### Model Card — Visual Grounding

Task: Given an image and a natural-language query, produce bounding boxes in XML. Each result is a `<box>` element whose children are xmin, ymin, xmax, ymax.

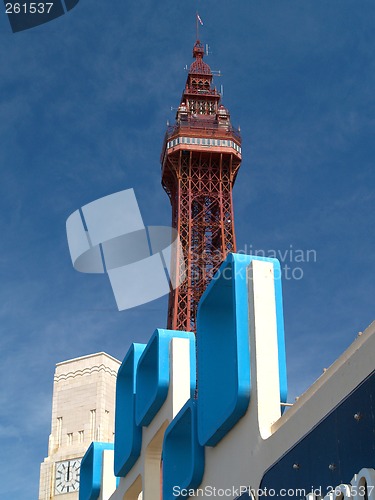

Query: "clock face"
<box><xmin>55</xmin><ymin>458</ymin><xmax>81</xmax><ymax>495</ymax></box>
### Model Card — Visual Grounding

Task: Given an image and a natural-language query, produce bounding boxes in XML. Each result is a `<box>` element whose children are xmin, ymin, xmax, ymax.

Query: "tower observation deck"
<box><xmin>161</xmin><ymin>40</ymin><xmax>242</xmax><ymax>332</ymax></box>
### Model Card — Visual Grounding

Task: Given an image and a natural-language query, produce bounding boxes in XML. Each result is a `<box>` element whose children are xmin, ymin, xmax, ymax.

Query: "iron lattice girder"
<box><xmin>162</xmin><ymin>149</ymin><xmax>239</xmax><ymax>332</ymax></box>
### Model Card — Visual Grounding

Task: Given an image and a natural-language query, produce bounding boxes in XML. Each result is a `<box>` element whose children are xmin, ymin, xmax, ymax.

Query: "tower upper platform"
<box><xmin>161</xmin><ymin>40</ymin><xmax>241</xmax><ymax>167</ymax></box>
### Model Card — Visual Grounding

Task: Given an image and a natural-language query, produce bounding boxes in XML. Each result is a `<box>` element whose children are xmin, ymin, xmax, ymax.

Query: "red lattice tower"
<box><xmin>161</xmin><ymin>40</ymin><xmax>242</xmax><ymax>332</ymax></box>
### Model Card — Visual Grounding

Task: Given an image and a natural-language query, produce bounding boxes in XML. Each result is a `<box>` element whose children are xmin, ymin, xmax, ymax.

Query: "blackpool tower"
<box><xmin>161</xmin><ymin>39</ymin><xmax>242</xmax><ymax>332</ymax></box>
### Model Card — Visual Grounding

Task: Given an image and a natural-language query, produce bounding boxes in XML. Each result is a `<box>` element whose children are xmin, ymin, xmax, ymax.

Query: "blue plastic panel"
<box><xmin>163</xmin><ymin>400</ymin><xmax>204</xmax><ymax>499</ymax></box>
<box><xmin>197</xmin><ymin>253</ymin><xmax>287</xmax><ymax>447</ymax></box>
<box><xmin>135</xmin><ymin>329</ymin><xmax>196</xmax><ymax>427</ymax></box>
<box><xmin>273</xmin><ymin>261</ymin><xmax>288</xmax><ymax>404</ymax></box>
<box><xmin>80</xmin><ymin>442</ymin><xmax>114</xmax><ymax>500</ymax></box>
<box><xmin>114</xmin><ymin>343</ymin><xmax>146</xmax><ymax>477</ymax></box>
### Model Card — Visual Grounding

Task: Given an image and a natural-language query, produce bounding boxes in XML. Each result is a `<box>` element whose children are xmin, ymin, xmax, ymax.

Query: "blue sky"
<box><xmin>1</xmin><ymin>0</ymin><xmax>375</xmax><ymax>498</ymax></box>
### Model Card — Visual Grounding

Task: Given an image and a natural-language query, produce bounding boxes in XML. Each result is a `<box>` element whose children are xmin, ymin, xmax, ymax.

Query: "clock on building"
<box><xmin>55</xmin><ymin>458</ymin><xmax>81</xmax><ymax>495</ymax></box>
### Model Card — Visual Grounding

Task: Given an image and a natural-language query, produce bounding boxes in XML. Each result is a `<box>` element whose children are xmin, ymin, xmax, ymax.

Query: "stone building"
<box><xmin>39</xmin><ymin>352</ymin><xmax>120</xmax><ymax>499</ymax></box>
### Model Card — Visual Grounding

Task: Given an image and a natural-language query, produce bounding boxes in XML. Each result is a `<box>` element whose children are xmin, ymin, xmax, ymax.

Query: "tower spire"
<box><xmin>161</xmin><ymin>39</ymin><xmax>242</xmax><ymax>332</ymax></box>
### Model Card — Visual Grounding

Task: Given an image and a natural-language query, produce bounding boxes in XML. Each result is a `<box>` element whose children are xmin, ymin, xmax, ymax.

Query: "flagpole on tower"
<box><xmin>196</xmin><ymin>12</ymin><xmax>203</xmax><ymax>40</ymax></box>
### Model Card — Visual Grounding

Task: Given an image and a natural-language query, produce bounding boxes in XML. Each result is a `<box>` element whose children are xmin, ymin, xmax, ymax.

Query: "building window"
<box><xmin>78</xmin><ymin>430</ymin><xmax>84</xmax><ymax>443</ymax></box>
<box><xmin>90</xmin><ymin>409</ymin><xmax>97</xmax><ymax>440</ymax></box>
<box><xmin>57</xmin><ymin>417</ymin><xmax>63</xmax><ymax>447</ymax></box>
<box><xmin>67</xmin><ymin>433</ymin><xmax>73</xmax><ymax>445</ymax></box>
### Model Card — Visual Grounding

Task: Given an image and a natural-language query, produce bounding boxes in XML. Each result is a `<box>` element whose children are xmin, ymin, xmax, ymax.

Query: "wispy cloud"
<box><xmin>0</xmin><ymin>1</ymin><xmax>374</xmax><ymax>497</ymax></box>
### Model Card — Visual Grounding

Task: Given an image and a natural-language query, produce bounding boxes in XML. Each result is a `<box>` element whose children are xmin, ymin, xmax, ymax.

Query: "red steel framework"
<box><xmin>161</xmin><ymin>40</ymin><xmax>242</xmax><ymax>332</ymax></box>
